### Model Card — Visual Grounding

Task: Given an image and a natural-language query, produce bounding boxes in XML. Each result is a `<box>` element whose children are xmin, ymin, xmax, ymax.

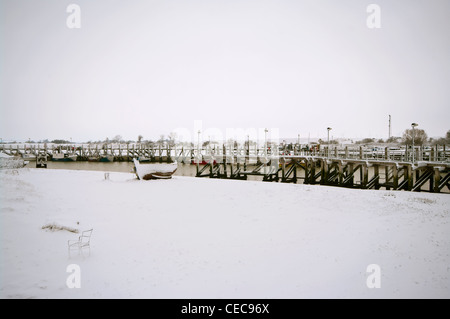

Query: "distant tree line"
<box><xmin>51</xmin><ymin>139</ymin><xmax>71</xmax><ymax>144</ymax></box>
<box><xmin>351</xmin><ymin>129</ymin><xmax>449</xmax><ymax>146</ymax></box>
<box><xmin>429</xmin><ymin>130</ymin><xmax>450</xmax><ymax>145</ymax></box>
<box><xmin>9</xmin><ymin>129</ymin><xmax>450</xmax><ymax>146</ymax></box>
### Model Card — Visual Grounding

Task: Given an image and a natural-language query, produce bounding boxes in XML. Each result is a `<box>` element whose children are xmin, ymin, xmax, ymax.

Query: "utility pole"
<box><xmin>327</xmin><ymin>127</ymin><xmax>332</xmax><ymax>158</ymax></box>
<box><xmin>411</xmin><ymin>123</ymin><xmax>418</xmax><ymax>163</ymax></box>
<box><xmin>197</xmin><ymin>130</ymin><xmax>201</xmax><ymax>165</ymax></box>
<box><xmin>388</xmin><ymin>115</ymin><xmax>391</xmax><ymax>140</ymax></box>
<box><xmin>264</xmin><ymin>128</ymin><xmax>269</xmax><ymax>156</ymax></box>
<box><xmin>247</xmin><ymin>135</ymin><xmax>250</xmax><ymax>156</ymax></box>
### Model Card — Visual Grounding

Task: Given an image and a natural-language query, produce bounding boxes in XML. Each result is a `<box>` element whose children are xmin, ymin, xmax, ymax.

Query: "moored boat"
<box><xmin>133</xmin><ymin>158</ymin><xmax>177</xmax><ymax>180</ymax></box>
<box><xmin>191</xmin><ymin>157</ymin><xmax>217</xmax><ymax>165</ymax></box>
<box><xmin>52</xmin><ymin>153</ymin><xmax>77</xmax><ymax>161</ymax></box>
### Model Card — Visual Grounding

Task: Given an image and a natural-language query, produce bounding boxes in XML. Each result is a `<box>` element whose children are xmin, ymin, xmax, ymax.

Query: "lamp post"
<box><xmin>247</xmin><ymin>135</ymin><xmax>250</xmax><ymax>156</ymax></box>
<box><xmin>411</xmin><ymin>123</ymin><xmax>418</xmax><ymax>163</ymax></box>
<box><xmin>208</xmin><ymin>135</ymin><xmax>211</xmax><ymax>154</ymax></box>
<box><xmin>197</xmin><ymin>130</ymin><xmax>201</xmax><ymax>162</ymax></box>
<box><xmin>264</xmin><ymin>128</ymin><xmax>268</xmax><ymax>156</ymax></box>
<box><xmin>327</xmin><ymin>127</ymin><xmax>332</xmax><ymax>157</ymax></box>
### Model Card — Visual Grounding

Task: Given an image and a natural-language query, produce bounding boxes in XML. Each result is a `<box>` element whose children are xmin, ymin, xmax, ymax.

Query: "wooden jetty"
<box><xmin>1</xmin><ymin>143</ymin><xmax>449</xmax><ymax>193</ymax></box>
<box><xmin>194</xmin><ymin>154</ymin><xmax>450</xmax><ymax>193</ymax></box>
<box><xmin>0</xmin><ymin>143</ymin><xmax>448</xmax><ymax>163</ymax></box>
<box><xmin>193</xmin><ymin>145</ymin><xmax>450</xmax><ymax>194</ymax></box>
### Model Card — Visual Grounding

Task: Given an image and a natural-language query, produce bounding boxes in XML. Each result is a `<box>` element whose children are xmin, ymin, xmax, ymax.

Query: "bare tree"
<box><xmin>386</xmin><ymin>136</ymin><xmax>400</xmax><ymax>143</ymax></box>
<box><xmin>402</xmin><ymin>128</ymin><xmax>428</xmax><ymax>146</ymax></box>
<box><xmin>112</xmin><ymin>135</ymin><xmax>122</xmax><ymax>143</ymax></box>
<box><xmin>158</xmin><ymin>135</ymin><xmax>165</xmax><ymax>146</ymax></box>
<box><xmin>168</xmin><ymin>132</ymin><xmax>177</xmax><ymax>147</ymax></box>
<box><xmin>431</xmin><ymin>130</ymin><xmax>450</xmax><ymax>145</ymax></box>
<box><xmin>138</xmin><ymin>135</ymin><xmax>143</xmax><ymax>143</ymax></box>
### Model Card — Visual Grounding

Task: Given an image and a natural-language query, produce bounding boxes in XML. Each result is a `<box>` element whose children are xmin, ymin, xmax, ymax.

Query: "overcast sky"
<box><xmin>1</xmin><ymin>0</ymin><xmax>449</xmax><ymax>142</ymax></box>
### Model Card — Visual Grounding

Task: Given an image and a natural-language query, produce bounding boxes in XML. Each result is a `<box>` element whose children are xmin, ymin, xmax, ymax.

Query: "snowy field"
<box><xmin>0</xmin><ymin>168</ymin><xmax>449</xmax><ymax>299</ymax></box>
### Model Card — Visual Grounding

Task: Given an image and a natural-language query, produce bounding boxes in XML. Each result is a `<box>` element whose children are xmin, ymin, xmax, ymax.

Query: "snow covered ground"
<box><xmin>0</xmin><ymin>168</ymin><xmax>449</xmax><ymax>299</ymax></box>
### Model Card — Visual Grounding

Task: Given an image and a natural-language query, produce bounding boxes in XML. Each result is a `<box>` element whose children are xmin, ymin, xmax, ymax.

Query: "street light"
<box><xmin>197</xmin><ymin>130</ymin><xmax>201</xmax><ymax>161</ymax></box>
<box><xmin>264</xmin><ymin>128</ymin><xmax>269</xmax><ymax>156</ymax></box>
<box><xmin>208</xmin><ymin>135</ymin><xmax>211</xmax><ymax>154</ymax></box>
<box><xmin>411</xmin><ymin>123</ymin><xmax>418</xmax><ymax>163</ymax></box>
<box><xmin>327</xmin><ymin>127</ymin><xmax>332</xmax><ymax>145</ymax></box>
<box><xmin>327</xmin><ymin>127</ymin><xmax>332</xmax><ymax>157</ymax></box>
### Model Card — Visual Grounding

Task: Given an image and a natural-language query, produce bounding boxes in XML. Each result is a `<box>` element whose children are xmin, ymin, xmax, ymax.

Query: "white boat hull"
<box><xmin>52</xmin><ymin>154</ymin><xmax>77</xmax><ymax>161</ymax></box>
<box><xmin>133</xmin><ymin>158</ymin><xmax>177</xmax><ymax>180</ymax></box>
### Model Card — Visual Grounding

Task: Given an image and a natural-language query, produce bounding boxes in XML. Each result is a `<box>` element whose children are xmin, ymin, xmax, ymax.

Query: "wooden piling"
<box><xmin>392</xmin><ymin>165</ymin><xmax>398</xmax><ymax>190</ymax></box>
<box><xmin>406</xmin><ymin>165</ymin><xmax>413</xmax><ymax>191</ymax></box>
<box><xmin>434</xmin><ymin>168</ymin><xmax>441</xmax><ymax>193</ymax></box>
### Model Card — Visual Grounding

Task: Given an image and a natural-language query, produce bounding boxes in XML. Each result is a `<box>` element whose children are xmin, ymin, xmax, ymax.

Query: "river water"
<box><xmin>33</xmin><ymin>161</ymin><xmax>267</xmax><ymax>180</ymax></box>
<box><xmin>34</xmin><ymin>161</ymin><xmax>197</xmax><ymax>177</ymax></box>
<box><xmin>30</xmin><ymin>161</ymin><xmax>282</xmax><ymax>182</ymax></box>
<box><xmin>24</xmin><ymin>160</ymin><xmax>445</xmax><ymax>193</ymax></box>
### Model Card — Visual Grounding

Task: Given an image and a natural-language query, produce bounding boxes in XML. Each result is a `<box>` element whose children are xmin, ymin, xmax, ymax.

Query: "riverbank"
<box><xmin>0</xmin><ymin>168</ymin><xmax>449</xmax><ymax>298</ymax></box>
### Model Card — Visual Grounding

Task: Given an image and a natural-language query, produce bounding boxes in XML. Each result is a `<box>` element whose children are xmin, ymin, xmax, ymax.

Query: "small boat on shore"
<box><xmin>52</xmin><ymin>153</ymin><xmax>77</xmax><ymax>161</ymax></box>
<box><xmin>133</xmin><ymin>158</ymin><xmax>177</xmax><ymax>180</ymax></box>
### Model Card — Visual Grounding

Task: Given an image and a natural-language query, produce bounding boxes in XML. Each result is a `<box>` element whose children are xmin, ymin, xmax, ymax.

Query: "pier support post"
<box><xmin>338</xmin><ymin>161</ymin><xmax>344</xmax><ymax>186</ymax></box>
<box><xmin>347</xmin><ymin>163</ymin><xmax>354</xmax><ymax>187</ymax></box>
<box><xmin>223</xmin><ymin>144</ymin><xmax>227</xmax><ymax>178</ymax></box>
<box><xmin>433</xmin><ymin>168</ymin><xmax>440</xmax><ymax>193</ymax></box>
<box><xmin>392</xmin><ymin>165</ymin><xmax>398</xmax><ymax>190</ymax></box>
<box><xmin>374</xmin><ymin>165</ymin><xmax>380</xmax><ymax>189</ymax></box>
<box><xmin>293</xmin><ymin>161</ymin><xmax>297</xmax><ymax>183</ymax></box>
<box><xmin>304</xmin><ymin>159</ymin><xmax>310</xmax><ymax>184</ymax></box>
<box><xmin>385</xmin><ymin>165</ymin><xmax>391</xmax><ymax>190</ymax></box>
<box><xmin>320</xmin><ymin>159</ymin><xmax>328</xmax><ymax>185</ymax></box>
<box><xmin>310</xmin><ymin>160</ymin><xmax>317</xmax><ymax>184</ymax></box>
<box><xmin>406</xmin><ymin>165</ymin><xmax>413</xmax><ymax>191</ymax></box>
<box><xmin>361</xmin><ymin>164</ymin><xmax>368</xmax><ymax>189</ymax></box>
